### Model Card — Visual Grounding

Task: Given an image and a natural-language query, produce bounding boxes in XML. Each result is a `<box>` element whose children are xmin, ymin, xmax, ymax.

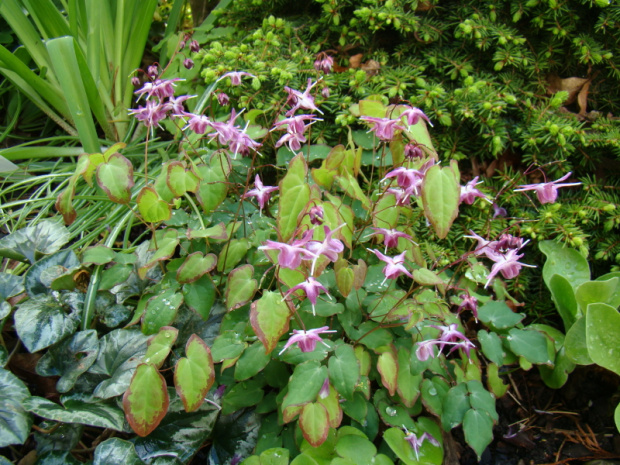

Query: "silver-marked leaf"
<box><xmin>14</xmin><ymin>295</ymin><xmax>80</xmax><ymax>353</ymax></box>
<box><xmin>93</xmin><ymin>438</ymin><xmax>144</xmax><ymax>465</ymax></box>
<box><xmin>88</xmin><ymin>328</ymin><xmax>150</xmax><ymax>399</ymax></box>
<box><xmin>0</xmin><ymin>271</ymin><xmax>24</xmax><ymax>301</ymax></box>
<box><xmin>36</xmin><ymin>330</ymin><xmax>99</xmax><ymax>392</ymax></box>
<box><xmin>25</xmin><ymin>249</ymin><xmax>80</xmax><ymax>297</ymax></box>
<box><xmin>0</xmin><ymin>220</ymin><xmax>69</xmax><ymax>263</ymax></box>
<box><xmin>0</xmin><ymin>368</ymin><xmax>32</xmax><ymax>447</ymax></box>
<box><xmin>23</xmin><ymin>394</ymin><xmax>125</xmax><ymax>430</ymax></box>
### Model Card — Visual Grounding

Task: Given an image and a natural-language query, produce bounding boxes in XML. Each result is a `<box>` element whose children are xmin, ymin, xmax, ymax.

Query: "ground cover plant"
<box><xmin>0</xmin><ymin>1</ymin><xmax>619</xmax><ymax>464</ymax></box>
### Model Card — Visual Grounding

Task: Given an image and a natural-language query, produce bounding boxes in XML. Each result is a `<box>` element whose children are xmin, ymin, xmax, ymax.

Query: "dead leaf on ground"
<box><xmin>546</xmin><ymin>74</ymin><xmax>592</xmax><ymax>116</ymax></box>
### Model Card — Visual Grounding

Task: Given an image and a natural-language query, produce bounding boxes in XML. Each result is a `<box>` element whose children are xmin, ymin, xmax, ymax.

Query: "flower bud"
<box><xmin>189</xmin><ymin>40</ymin><xmax>200</xmax><ymax>53</ymax></box>
<box><xmin>147</xmin><ymin>64</ymin><xmax>159</xmax><ymax>78</ymax></box>
<box><xmin>217</xmin><ymin>92</ymin><xmax>229</xmax><ymax>106</ymax></box>
<box><xmin>183</xmin><ymin>58</ymin><xmax>194</xmax><ymax>70</ymax></box>
<box><xmin>131</xmin><ymin>76</ymin><xmax>141</xmax><ymax>87</ymax></box>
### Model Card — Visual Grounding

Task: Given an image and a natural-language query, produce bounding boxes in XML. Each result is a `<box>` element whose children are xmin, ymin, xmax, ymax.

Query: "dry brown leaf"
<box><xmin>546</xmin><ymin>74</ymin><xmax>593</xmax><ymax>115</ymax></box>
<box><xmin>349</xmin><ymin>53</ymin><xmax>363</xmax><ymax>69</ymax></box>
<box><xmin>361</xmin><ymin>59</ymin><xmax>380</xmax><ymax>76</ymax></box>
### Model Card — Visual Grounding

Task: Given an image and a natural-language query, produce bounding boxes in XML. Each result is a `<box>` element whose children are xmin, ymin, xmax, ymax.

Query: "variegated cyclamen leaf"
<box><xmin>123</xmin><ymin>363</ymin><xmax>169</xmax><ymax>437</ymax></box>
<box><xmin>250</xmin><ymin>291</ymin><xmax>291</xmax><ymax>354</ymax></box>
<box><xmin>174</xmin><ymin>335</ymin><xmax>215</xmax><ymax>412</ymax></box>
<box><xmin>0</xmin><ymin>368</ymin><xmax>32</xmax><ymax>447</ymax></box>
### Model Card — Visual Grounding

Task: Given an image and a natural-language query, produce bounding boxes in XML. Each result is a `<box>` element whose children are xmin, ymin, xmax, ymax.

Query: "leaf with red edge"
<box><xmin>317</xmin><ymin>383</ymin><xmax>343</xmax><ymax>428</ymax></box>
<box><xmin>123</xmin><ymin>363</ymin><xmax>169</xmax><ymax>437</ymax></box>
<box><xmin>226</xmin><ymin>264</ymin><xmax>257</xmax><ymax>311</ymax></box>
<box><xmin>144</xmin><ymin>327</ymin><xmax>178</xmax><ymax>369</ymax></box>
<box><xmin>377</xmin><ymin>351</ymin><xmax>399</xmax><ymax>396</ymax></box>
<box><xmin>137</xmin><ymin>187</ymin><xmax>171</xmax><ymax>223</ymax></box>
<box><xmin>174</xmin><ymin>335</ymin><xmax>215</xmax><ymax>412</ymax></box>
<box><xmin>166</xmin><ymin>161</ymin><xmax>199</xmax><ymax>197</ymax></box>
<box><xmin>299</xmin><ymin>402</ymin><xmax>330</xmax><ymax>447</ymax></box>
<box><xmin>96</xmin><ymin>153</ymin><xmax>134</xmax><ymax>204</ymax></box>
<box><xmin>250</xmin><ymin>291</ymin><xmax>291</xmax><ymax>354</ymax></box>
<box><xmin>176</xmin><ymin>252</ymin><xmax>217</xmax><ymax>284</ymax></box>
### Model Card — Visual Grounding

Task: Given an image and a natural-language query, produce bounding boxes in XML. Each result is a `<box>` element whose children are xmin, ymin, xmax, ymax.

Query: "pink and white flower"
<box><xmin>514</xmin><ymin>172</ymin><xmax>581</xmax><ymax>204</ymax></box>
<box><xmin>279</xmin><ymin>326</ymin><xmax>336</xmax><ymax>355</ymax></box>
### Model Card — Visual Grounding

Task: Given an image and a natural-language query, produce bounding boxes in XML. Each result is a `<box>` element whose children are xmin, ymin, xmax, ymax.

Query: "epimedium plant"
<box><xmin>0</xmin><ymin>57</ymin><xmax>594</xmax><ymax>465</ymax></box>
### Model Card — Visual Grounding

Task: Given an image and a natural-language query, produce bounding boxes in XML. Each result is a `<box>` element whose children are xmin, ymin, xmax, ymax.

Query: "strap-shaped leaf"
<box><xmin>123</xmin><ymin>363</ymin><xmax>169</xmax><ymax>437</ymax></box>
<box><xmin>174</xmin><ymin>335</ymin><xmax>215</xmax><ymax>412</ymax></box>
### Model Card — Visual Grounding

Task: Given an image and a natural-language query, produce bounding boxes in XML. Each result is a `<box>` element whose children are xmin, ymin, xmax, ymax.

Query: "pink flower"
<box><xmin>404</xmin><ymin>143</ymin><xmax>424</xmax><ymax>160</ymax></box>
<box><xmin>278</xmin><ymin>326</ymin><xmax>337</xmax><ymax>355</ymax></box>
<box><xmin>403</xmin><ymin>429</ymin><xmax>440</xmax><ymax>460</ymax></box>
<box><xmin>135</xmin><ymin>78</ymin><xmax>182</xmax><ymax>100</ymax></box>
<box><xmin>184</xmin><ymin>114</ymin><xmax>212</xmax><ymax>134</ymax></box>
<box><xmin>258</xmin><ymin>230</ymin><xmax>317</xmax><ymax>269</ymax></box>
<box><xmin>400</xmin><ymin>106</ymin><xmax>432</xmax><ymax>126</ymax></box>
<box><xmin>242</xmin><ymin>175</ymin><xmax>278</xmax><ymax>215</ymax></box>
<box><xmin>164</xmin><ymin>95</ymin><xmax>193</xmax><ymax>117</ymax></box>
<box><xmin>360</xmin><ymin>116</ymin><xmax>406</xmax><ymax>141</ymax></box>
<box><xmin>275</xmin><ymin>132</ymin><xmax>307</xmax><ymax>152</ymax></box>
<box><xmin>456</xmin><ymin>294</ymin><xmax>478</xmax><ymax>320</ymax></box>
<box><xmin>272</xmin><ymin>114</ymin><xmax>321</xmax><ymax>134</ymax></box>
<box><xmin>369</xmin><ymin>227</ymin><xmax>415</xmax><ymax>251</ymax></box>
<box><xmin>284</xmin><ymin>79</ymin><xmax>323</xmax><ymax>116</ymax></box>
<box><xmin>283</xmin><ymin>276</ymin><xmax>331</xmax><ymax>315</ymax></box>
<box><xmin>305</xmin><ymin>225</ymin><xmax>345</xmax><ymax>275</ymax></box>
<box><xmin>217</xmin><ymin>92</ymin><xmax>229</xmax><ymax>106</ymax></box>
<box><xmin>460</xmin><ymin>176</ymin><xmax>489</xmax><ymax>205</ymax></box>
<box><xmin>485</xmin><ymin>248</ymin><xmax>535</xmax><ymax>288</ymax></box>
<box><xmin>368</xmin><ymin>249</ymin><xmax>413</xmax><ymax>284</ymax></box>
<box><xmin>308</xmin><ymin>205</ymin><xmax>324</xmax><ymax>225</ymax></box>
<box><xmin>492</xmin><ymin>203</ymin><xmax>507</xmax><ymax>218</ymax></box>
<box><xmin>415</xmin><ymin>323</ymin><xmax>476</xmax><ymax>361</ymax></box>
<box><xmin>221</xmin><ymin>71</ymin><xmax>255</xmax><ymax>86</ymax></box>
<box><xmin>129</xmin><ymin>100</ymin><xmax>168</xmax><ymax>128</ymax></box>
<box><xmin>319</xmin><ymin>378</ymin><xmax>330</xmax><ymax>399</ymax></box>
<box><xmin>514</xmin><ymin>172</ymin><xmax>581</xmax><ymax>204</ymax></box>
<box><xmin>184</xmin><ymin>58</ymin><xmax>194</xmax><ymax>70</ymax></box>
<box><xmin>314</xmin><ymin>53</ymin><xmax>334</xmax><ymax>73</ymax></box>
<box><xmin>382</xmin><ymin>167</ymin><xmax>425</xmax><ymax>191</ymax></box>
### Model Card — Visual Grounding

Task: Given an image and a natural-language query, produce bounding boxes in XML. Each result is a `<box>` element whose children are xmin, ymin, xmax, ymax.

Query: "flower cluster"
<box><xmin>129</xmin><ymin>78</ymin><xmax>189</xmax><ymax>129</ymax></box>
<box><xmin>415</xmin><ymin>324</ymin><xmax>476</xmax><ymax>361</ymax></box>
<box><xmin>382</xmin><ymin>160</ymin><xmax>435</xmax><ymax>206</ymax></box>
<box><xmin>465</xmin><ymin>231</ymin><xmax>535</xmax><ymax>287</ymax></box>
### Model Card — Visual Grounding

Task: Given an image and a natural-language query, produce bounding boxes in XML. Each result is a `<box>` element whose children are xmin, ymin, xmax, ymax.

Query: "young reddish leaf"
<box><xmin>421</xmin><ymin>163</ymin><xmax>460</xmax><ymax>239</ymax></box>
<box><xmin>377</xmin><ymin>351</ymin><xmax>399</xmax><ymax>396</ymax></box>
<box><xmin>176</xmin><ymin>252</ymin><xmax>217</xmax><ymax>284</ymax></box>
<box><xmin>123</xmin><ymin>363</ymin><xmax>169</xmax><ymax>437</ymax></box>
<box><xmin>226</xmin><ymin>264</ymin><xmax>257</xmax><ymax>311</ymax></box>
<box><xmin>144</xmin><ymin>327</ymin><xmax>178</xmax><ymax>369</ymax></box>
<box><xmin>299</xmin><ymin>402</ymin><xmax>330</xmax><ymax>447</ymax></box>
<box><xmin>137</xmin><ymin>187</ymin><xmax>171</xmax><ymax>223</ymax></box>
<box><xmin>56</xmin><ymin>183</ymin><xmax>77</xmax><ymax>225</ymax></box>
<box><xmin>174</xmin><ymin>334</ymin><xmax>215</xmax><ymax>412</ymax></box>
<box><xmin>250</xmin><ymin>291</ymin><xmax>291</xmax><ymax>354</ymax></box>
<box><xmin>277</xmin><ymin>153</ymin><xmax>310</xmax><ymax>242</ymax></box>
<box><xmin>317</xmin><ymin>383</ymin><xmax>343</xmax><ymax>428</ymax></box>
<box><xmin>96</xmin><ymin>153</ymin><xmax>134</xmax><ymax>204</ymax></box>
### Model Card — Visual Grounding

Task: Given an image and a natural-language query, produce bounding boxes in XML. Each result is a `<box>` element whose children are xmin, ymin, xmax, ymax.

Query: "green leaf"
<box><xmin>174</xmin><ymin>334</ymin><xmax>215</xmax><ymax>412</ymax></box>
<box><xmin>539</xmin><ymin>240</ymin><xmax>590</xmax><ymax>290</ymax></box>
<box><xmin>221</xmin><ymin>380</ymin><xmax>264</xmax><ymax>415</ymax></box>
<box><xmin>463</xmin><ymin>409</ymin><xmax>494</xmax><ymax>460</ymax></box>
<box><xmin>548</xmin><ymin>274</ymin><xmax>579</xmax><ymax>331</ymax></box>
<box><xmin>334</xmin><ymin>432</ymin><xmax>377</xmax><ymax>465</ymax></box>
<box><xmin>177</xmin><ymin>252</ymin><xmax>217</xmax><ymax>284</ymax></box>
<box><xmin>23</xmin><ymin>395</ymin><xmax>125</xmax><ymax>431</ymax></box>
<box><xmin>88</xmin><ymin>328</ymin><xmax>150</xmax><ymax>399</ymax></box>
<box><xmin>506</xmin><ymin>328</ymin><xmax>554</xmax><ymax>365</ymax></box>
<box><xmin>166</xmin><ymin>161</ymin><xmax>199</xmax><ymax>197</ymax></box>
<box><xmin>586</xmin><ymin>303</ymin><xmax>620</xmax><ymax>376</ymax></box>
<box><xmin>277</xmin><ymin>153</ymin><xmax>311</xmax><ymax>242</ymax></box>
<box><xmin>195</xmin><ymin>153</ymin><xmax>231</xmax><ymax>214</ymax></box>
<box><xmin>615</xmin><ymin>402</ymin><xmax>620</xmax><ymax>434</ymax></box>
<box><xmin>96</xmin><ymin>153</ymin><xmax>134</xmax><ymax>204</ymax></box>
<box><xmin>564</xmin><ymin>317</ymin><xmax>593</xmax><ymax>365</ymax></box>
<box><xmin>477</xmin><ymin>300</ymin><xmax>524</xmax><ymax>329</ymax></box>
<box><xmin>467</xmin><ymin>380</ymin><xmax>498</xmax><ymax>421</ymax></box>
<box><xmin>421</xmin><ymin>163</ymin><xmax>459</xmax><ymax>239</ymax></box>
<box><xmin>441</xmin><ymin>383</ymin><xmax>470</xmax><ymax>431</ymax></box>
<box><xmin>576</xmin><ymin>278</ymin><xmax>619</xmax><ymax>314</ymax></box>
<box><xmin>141</xmin><ymin>289</ymin><xmax>183</xmax><ymax>335</ymax></box>
<box><xmin>486</xmin><ymin>363</ymin><xmax>508</xmax><ymax>398</ymax></box>
<box><xmin>36</xmin><ymin>329</ymin><xmax>99</xmax><ymax>392</ymax></box>
<box><xmin>299</xmin><ymin>402</ymin><xmax>330</xmax><ymax>447</ymax></box>
<box><xmin>317</xmin><ymin>382</ymin><xmax>343</xmax><ymax>428</ymax></box>
<box><xmin>0</xmin><ymin>271</ymin><xmax>24</xmax><ymax>301</ymax></box>
<box><xmin>383</xmin><ymin>424</ymin><xmax>442</xmax><ymax>465</ymax></box>
<box><xmin>420</xmin><ymin>377</ymin><xmax>449</xmax><ymax>417</ymax></box>
<box><xmin>0</xmin><ymin>368</ymin><xmax>32</xmax><ymax>447</ymax></box>
<box><xmin>396</xmin><ymin>348</ymin><xmax>422</xmax><ymax>408</ymax></box>
<box><xmin>211</xmin><ymin>331</ymin><xmax>246</xmax><ymax>362</ymax></box>
<box><xmin>93</xmin><ymin>438</ymin><xmax>144</xmax><ymax>465</ymax></box>
<box><xmin>82</xmin><ymin>245</ymin><xmax>115</xmax><ymax>266</ymax></box>
<box><xmin>226</xmin><ymin>264</ymin><xmax>257</xmax><ymax>311</ymax></box>
<box><xmin>0</xmin><ymin>219</ymin><xmax>69</xmax><ymax>263</ymax></box>
<box><xmin>328</xmin><ymin>344</ymin><xmax>360</xmax><ymax>400</ymax></box>
<box><xmin>412</xmin><ymin>268</ymin><xmax>444</xmax><ymax>287</ymax></box>
<box><xmin>340</xmin><ymin>392</ymin><xmax>368</xmax><ymax>425</ymax></box>
<box><xmin>137</xmin><ymin>187</ymin><xmax>172</xmax><ymax>223</ymax></box>
<box><xmin>234</xmin><ymin>341</ymin><xmax>271</xmax><ymax>381</ymax></box>
<box><xmin>373</xmin><ymin>194</ymin><xmax>398</xmax><ymax>229</ymax></box>
<box><xmin>377</xmin><ymin>351</ymin><xmax>398</xmax><ymax>396</ymax></box>
<box><xmin>259</xmin><ymin>448</ymin><xmax>290</xmax><ymax>465</ymax></box>
<box><xmin>123</xmin><ymin>363</ymin><xmax>169</xmax><ymax>437</ymax></box>
<box><xmin>144</xmin><ymin>327</ymin><xmax>178</xmax><ymax>369</ymax></box>
<box><xmin>14</xmin><ymin>295</ymin><xmax>80</xmax><ymax>353</ymax></box>
<box><xmin>217</xmin><ymin>238</ymin><xmax>250</xmax><ymax>272</ymax></box>
<box><xmin>282</xmin><ymin>361</ymin><xmax>328</xmax><ymax>418</ymax></box>
<box><xmin>539</xmin><ymin>346</ymin><xmax>575</xmax><ymax>389</ymax></box>
<box><xmin>477</xmin><ymin>330</ymin><xmax>504</xmax><ymax>366</ymax></box>
<box><xmin>335</xmin><ymin>172</ymin><xmax>371</xmax><ymax>210</ymax></box>
<box><xmin>182</xmin><ymin>275</ymin><xmax>215</xmax><ymax>320</ymax></box>
<box><xmin>133</xmin><ymin>387</ymin><xmax>218</xmax><ymax>462</ymax></box>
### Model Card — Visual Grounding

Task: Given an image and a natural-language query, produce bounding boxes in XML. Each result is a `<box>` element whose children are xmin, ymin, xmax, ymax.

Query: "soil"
<box><xmin>451</xmin><ymin>365</ymin><xmax>620</xmax><ymax>465</ymax></box>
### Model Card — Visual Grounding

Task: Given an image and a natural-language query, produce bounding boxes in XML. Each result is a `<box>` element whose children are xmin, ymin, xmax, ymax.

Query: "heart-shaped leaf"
<box><xmin>226</xmin><ymin>264</ymin><xmax>257</xmax><ymax>311</ymax></box>
<box><xmin>299</xmin><ymin>402</ymin><xmax>329</xmax><ymax>447</ymax></box>
<box><xmin>167</xmin><ymin>161</ymin><xmax>199</xmax><ymax>197</ymax></box>
<box><xmin>277</xmin><ymin>153</ymin><xmax>311</xmax><ymax>242</ymax></box>
<box><xmin>586</xmin><ymin>303</ymin><xmax>620</xmax><ymax>376</ymax></box>
<box><xmin>177</xmin><ymin>252</ymin><xmax>217</xmax><ymax>284</ymax></box>
<box><xmin>250</xmin><ymin>291</ymin><xmax>291</xmax><ymax>354</ymax></box>
<box><xmin>421</xmin><ymin>163</ymin><xmax>460</xmax><ymax>239</ymax></box>
<box><xmin>96</xmin><ymin>153</ymin><xmax>134</xmax><ymax>204</ymax></box>
<box><xmin>144</xmin><ymin>327</ymin><xmax>178</xmax><ymax>369</ymax></box>
<box><xmin>174</xmin><ymin>335</ymin><xmax>215</xmax><ymax>412</ymax></box>
<box><xmin>93</xmin><ymin>438</ymin><xmax>143</xmax><ymax>465</ymax></box>
<box><xmin>328</xmin><ymin>344</ymin><xmax>359</xmax><ymax>400</ymax></box>
<box><xmin>137</xmin><ymin>187</ymin><xmax>171</xmax><ymax>223</ymax></box>
<box><xmin>0</xmin><ymin>368</ymin><xmax>32</xmax><ymax>447</ymax></box>
<box><xmin>123</xmin><ymin>363</ymin><xmax>169</xmax><ymax>437</ymax></box>
<box><xmin>195</xmin><ymin>152</ymin><xmax>231</xmax><ymax>214</ymax></box>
